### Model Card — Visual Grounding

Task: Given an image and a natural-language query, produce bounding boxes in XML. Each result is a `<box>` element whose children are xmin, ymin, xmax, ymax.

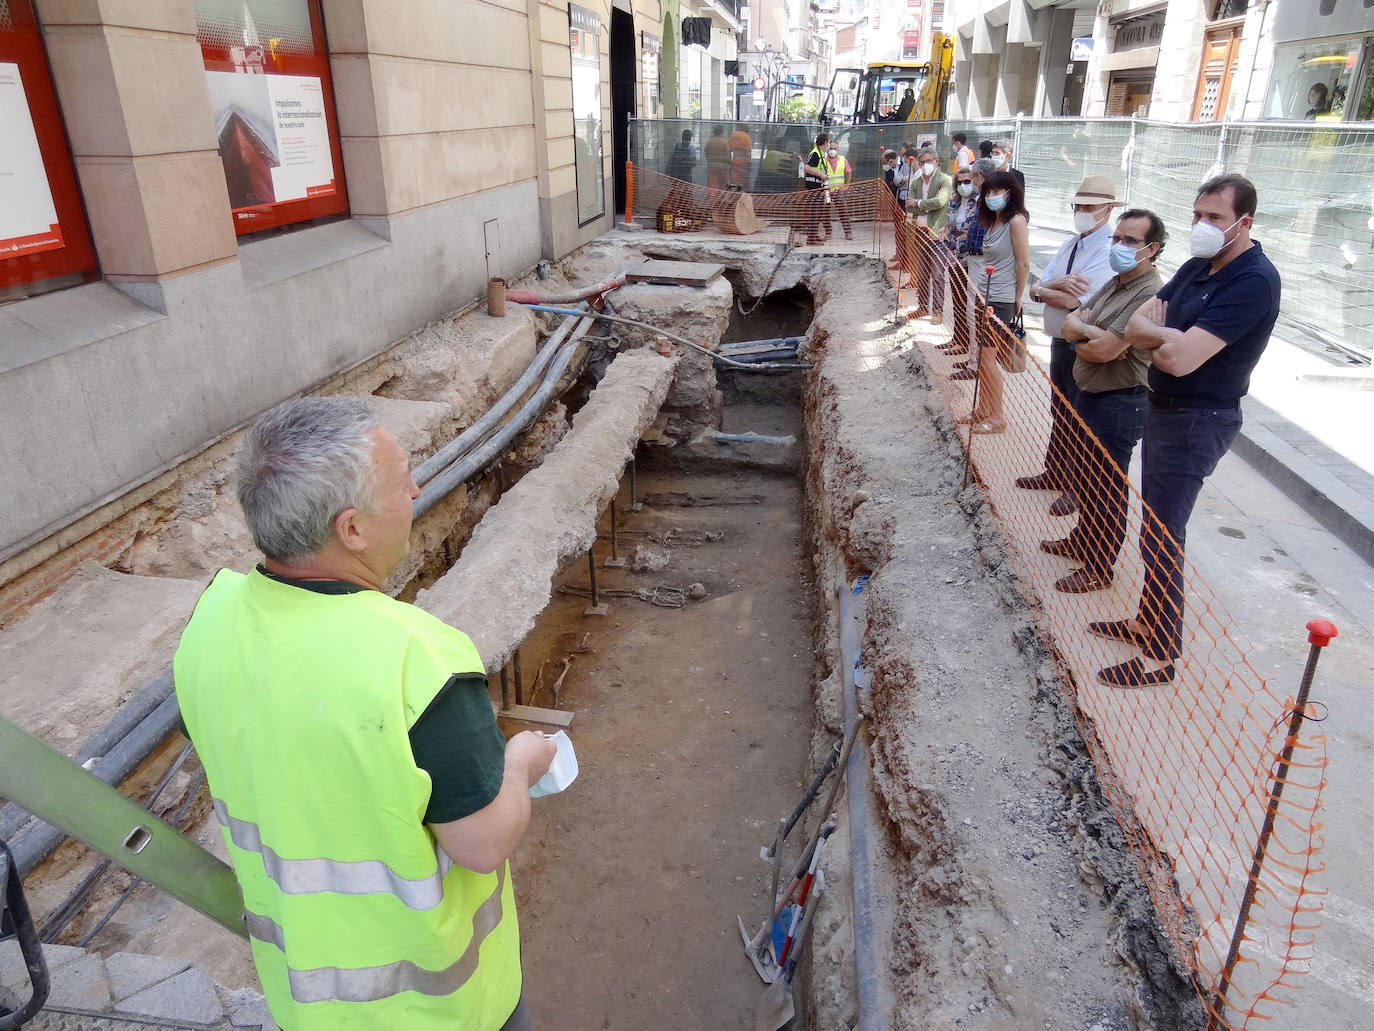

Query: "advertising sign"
<box><xmin>205</xmin><ymin>71</ymin><xmax>336</xmax><ymax>215</ymax></box>
<box><xmin>0</xmin><ymin>62</ymin><xmax>63</xmax><ymax>259</ymax></box>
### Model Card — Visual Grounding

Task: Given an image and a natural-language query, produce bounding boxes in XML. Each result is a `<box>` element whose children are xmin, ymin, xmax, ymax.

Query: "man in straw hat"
<box><xmin>1016</xmin><ymin>173</ymin><xmax>1119</xmax><ymax>517</ymax></box>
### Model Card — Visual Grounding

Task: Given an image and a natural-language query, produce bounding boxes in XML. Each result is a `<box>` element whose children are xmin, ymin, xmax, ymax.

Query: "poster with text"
<box><xmin>0</xmin><ymin>63</ymin><xmax>64</xmax><ymax>259</ymax></box>
<box><xmin>206</xmin><ymin>71</ymin><xmax>335</xmax><ymax>214</ymax></box>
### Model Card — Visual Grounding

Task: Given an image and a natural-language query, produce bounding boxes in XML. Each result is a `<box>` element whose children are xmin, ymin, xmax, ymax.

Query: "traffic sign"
<box><xmin>752</xmin><ymin>76</ymin><xmax>766</xmax><ymax>91</ymax></box>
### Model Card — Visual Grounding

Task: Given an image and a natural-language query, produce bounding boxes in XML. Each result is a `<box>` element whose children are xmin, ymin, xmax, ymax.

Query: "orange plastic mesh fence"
<box><xmin>890</xmin><ymin>202</ymin><xmax>1326</xmax><ymax>1029</ymax></box>
<box><xmin>627</xmin><ymin>166</ymin><xmax>899</xmax><ymax>258</ymax></box>
<box><xmin>631</xmin><ymin>165</ymin><xmax>1327</xmax><ymax>1028</ymax></box>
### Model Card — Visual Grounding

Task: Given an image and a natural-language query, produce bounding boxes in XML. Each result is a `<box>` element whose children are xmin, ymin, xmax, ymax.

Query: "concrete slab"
<box><xmin>0</xmin><ymin>563</ymin><xmax>204</xmax><ymax>754</ymax></box>
<box><xmin>416</xmin><ymin>348</ymin><xmax>677</xmax><ymax>670</ymax></box>
<box><xmin>106</xmin><ymin>951</ymin><xmax>192</xmax><ymax>1003</ymax></box>
<box><xmin>118</xmin><ymin>966</ymin><xmax>224</xmax><ymax>1024</ymax></box>
<box><xmin>44</xmin><ymin>952</ymin><xmax>111</xmax><ymax>1011</ymax></box>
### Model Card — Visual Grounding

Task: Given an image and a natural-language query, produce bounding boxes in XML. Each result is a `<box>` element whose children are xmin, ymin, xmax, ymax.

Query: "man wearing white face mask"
<box><xmin>1092</xmin><ymin>174</ymin><xmax>1281</xmax><ymax>688</ymax></box>
<box><xmin>906</xmin><ymin>146</ymin><xmax>951</xmax><ymax>313</ymax></box>
<box><xmin>1017</xmin><ymin>175</ymin><xmax>1117</xmax><ymax>517</ymax></box>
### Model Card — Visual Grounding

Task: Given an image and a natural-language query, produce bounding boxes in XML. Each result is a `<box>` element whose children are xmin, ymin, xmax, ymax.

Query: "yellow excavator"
<box><xmin>820</xmin><ymin>33</ymin><xmax>955</xmax><ymax>124</ymax></box>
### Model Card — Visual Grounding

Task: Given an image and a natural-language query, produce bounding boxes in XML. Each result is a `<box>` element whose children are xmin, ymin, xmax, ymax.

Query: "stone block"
<box><xmin>224</xmin><ymin>986</ymin><xmax>278</xmax><ymax>1029</ymax></box>
<box><xmin>44</xmin><ymin>951</ymin><xmax>112</xmax><ymax>1011</ymax></box>
<box><xmin>117</xmin><ymin>965</ymin><xmax>224</xmax><ymax>1024</ymax></box>
<box><xmin>105</xmin><ymin>951</ymin><xmax>191</xmax><ymax>1003</ymax></box>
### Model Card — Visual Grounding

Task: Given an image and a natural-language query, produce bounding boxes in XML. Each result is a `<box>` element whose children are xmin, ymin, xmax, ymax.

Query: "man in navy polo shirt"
<box><xmin>1091</xmin><ymin>173</ymin><xmax>1280</xmax><ymax>687</ymax></box>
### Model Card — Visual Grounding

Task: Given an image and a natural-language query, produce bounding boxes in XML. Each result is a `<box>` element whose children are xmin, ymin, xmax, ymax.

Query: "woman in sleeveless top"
<box><xmin>958</xmin><ymin>170</ymin><xmax>1029</xmax><ymax>434</ymax></box>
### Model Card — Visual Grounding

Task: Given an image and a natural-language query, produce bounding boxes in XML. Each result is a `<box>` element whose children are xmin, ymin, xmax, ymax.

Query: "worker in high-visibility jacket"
<box><xmin>174</xmin><ymin>396</ymin><xmax>556</xmax><ymax>1031</ymax></box>
<box><xmin>821</xmin><ymin>141</ymin><xmax>854</xmax><ymax>241</ymax></box>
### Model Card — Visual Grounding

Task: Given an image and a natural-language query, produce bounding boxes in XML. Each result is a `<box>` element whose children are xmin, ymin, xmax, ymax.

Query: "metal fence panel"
<box><xmin>629</xmin><ymin>115</ymin><xmax>1374</xmax><ymax>361</ymax></box>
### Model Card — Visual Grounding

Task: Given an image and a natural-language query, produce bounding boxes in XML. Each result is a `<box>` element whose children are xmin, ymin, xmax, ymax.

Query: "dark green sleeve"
<box><xmin>408</xmin><ymin>674</ymin><xmax>507</xmax><ymax>824</ymax></box>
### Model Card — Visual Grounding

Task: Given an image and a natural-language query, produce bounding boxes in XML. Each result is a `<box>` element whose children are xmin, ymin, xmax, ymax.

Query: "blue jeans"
<box><xmin>1042</xmin><ymin>337</ymin><xmax>1083</xmax><ymax>482</ymax></box>
<box><xmin>1065</xmin><ymin>387</ymin><xmax>1147</xmax><ymax>575</ymax></box>
<box><xmin>1137</xmin><ymin>405</ymin><xmax>1243</xmax><ymax>660</ymax></box>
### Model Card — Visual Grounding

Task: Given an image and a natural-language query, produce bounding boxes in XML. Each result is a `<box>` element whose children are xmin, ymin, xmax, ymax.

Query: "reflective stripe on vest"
<box><xmin>243</xmin><ymin>866</ymin><xmax>507</xmax><ymax>1005</ymax></box>
<box><xmin>213</xmin><ymin>798</ymin><xmax>451</xmax><ymax>910</ymax></box>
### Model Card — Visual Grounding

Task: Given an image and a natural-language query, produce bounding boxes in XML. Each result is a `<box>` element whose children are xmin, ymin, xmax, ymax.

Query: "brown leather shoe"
<box><xmin>1015</xmin><ymin>471</ymin><xmax>1060</xmax><ymax>491</ymax></box>
<box><xmin>1039</xmin><ymin>538</ymin><xmax>1082</xmax><ymax>558</ymax></box>
<box><xmin>1054</xmin><ymin>568</ymin><xmax>1112</xmax><ymax>593</ymax></box>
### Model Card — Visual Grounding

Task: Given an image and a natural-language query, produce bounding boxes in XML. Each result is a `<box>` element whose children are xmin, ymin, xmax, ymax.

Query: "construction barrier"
<box><xmin>628</xmin><ymin>161</ymin><xmax>1328</xmax><ymax>1030</ymax></box>
<box><xmin>891</xmin><ymin>202</ymin><xmax>1327</xmax><ymax>1030</ymax></box>
<box><xmin>632</xmin><ymin>116</ymin><xmax>1374</xmax><ymax>364</ymax></box>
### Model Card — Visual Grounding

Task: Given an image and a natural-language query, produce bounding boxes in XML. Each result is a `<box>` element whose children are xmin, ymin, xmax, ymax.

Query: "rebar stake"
<box><xmin>628</xmin><ymin>458</ymin><xmax>642</xmax><ymax>512</ymax></box>
<box><xmin>498</xmin><ymin>663</ymin><xmax>510</xmax><ymax>712</ymax></box>
<box><xmin>1206</xmin><ymin>618</ymin><xmax>1338</xmax><ymax>1031</ymax></box>
<box><xmin>583</xmin><ymin>546</ymin><xmax>609</xmax><ymax>616</ymax></box>
<box><xmin>604</xmin><ymin>496</ymin><xmax>626</xmax><ymax>568</ymax></box>
<box><xmin>513</xmin><ymin>648</ymin><xmax>523</xmax><ymax>706</ymax></box>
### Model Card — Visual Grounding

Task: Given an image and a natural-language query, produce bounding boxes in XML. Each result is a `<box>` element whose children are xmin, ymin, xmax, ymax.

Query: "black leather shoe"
<box><xmin>1049</xmin><ymin>491</ymin><xmax>1078</xmax><ymax>517</ymax></box>
<box><xmin>1087</xmin><ymin>619</ymin><xmax>1145</xmax><ymax>646</ymax></box>
<box><xmin>1015</xmin><ymin>471</ymin><xmax>1059</xmax><ymax>491</ymax></box>
<box><xmin>1098</xmin><ymin>657</ymin><xmax>1175</xmax><ymax>688</ymax></box>
<box><xmin>1039</xmin><ymin>538</ymin><xmax>1082</xmax><ymax>558</ymax></box>
<box><xmin>1055</xmin><ymin>568</ymin><xmax>1112</xmax><ymax>593</ymax></box>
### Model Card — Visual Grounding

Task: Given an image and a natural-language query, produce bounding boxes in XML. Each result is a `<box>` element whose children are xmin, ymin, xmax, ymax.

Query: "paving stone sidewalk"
<box><xmin>0</xmin><ymin>941</ymin><xmax>274</xmax><ymax>1031</ymax></box>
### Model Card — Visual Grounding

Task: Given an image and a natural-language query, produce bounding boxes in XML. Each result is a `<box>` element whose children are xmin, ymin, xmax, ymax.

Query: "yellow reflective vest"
<box><xmin>823</xmin><ymin>155</ymin><xmax>848</xmax><ymax>187</ymax></box>
<box><xmin>174</xmin><ymin>568</ymin><xmax>520</xmax><ymax>1030</ymax></box>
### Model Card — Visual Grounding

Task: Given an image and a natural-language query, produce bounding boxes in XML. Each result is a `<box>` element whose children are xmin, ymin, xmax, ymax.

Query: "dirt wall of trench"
<box><xmin>793</xmin><ymin>259</ymin><xmax>1204</xmax><ymax>1030</ymax></box>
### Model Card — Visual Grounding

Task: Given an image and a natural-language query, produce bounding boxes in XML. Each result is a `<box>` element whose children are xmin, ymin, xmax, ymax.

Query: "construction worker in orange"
<box><xmin>705</xmin><ymin>125</ymin><xmax>730</xmax><ymax>190</ymax></box>
<box><xmin>728</xmin><ymin>126</ymin><xmax>754</xmax><ymax>189</ymax></box>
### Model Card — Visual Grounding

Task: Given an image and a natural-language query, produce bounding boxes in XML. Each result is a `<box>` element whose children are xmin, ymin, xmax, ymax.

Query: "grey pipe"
<box><xmin>717</xmin><ymin>348</ymin><xmax>800</xmax><ymax>366</ymax></box>
<box><xmin>837</xmin><ymin>580</ymin><xmax>882</xmax><ymax>1031</ymax></box>
<box><xmin>718</xmin><ymin>336</ymin><xmax>804</xmax><ymax>354</ymax></box>
<box><xmin>10</xmin><ymin>694</ymin><xmax>183</xmax><ymax>877</ymax></box>
<box><xmin>0</xmin><ymin>671</ymin><xmax>175</xmax><ymax>843</ymax></box>
<box><xmin>414</xmin><ymin>315</ymin><xmax>596</xmax><ymax>518</ymax></box>
<box><xmin>412</xmin><ymin>307</ymin><xmax>588</xmax><ymax>487</ymax></box>
<box><xmin>712</xmin><ymin>432</ymin><xmax>796</xmax><ymax>446</ymax></box>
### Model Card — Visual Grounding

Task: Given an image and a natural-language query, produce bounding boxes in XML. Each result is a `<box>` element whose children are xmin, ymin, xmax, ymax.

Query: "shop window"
<box><xmin>1265</xmin><ymin>37</ymin><xmax>1365</xmax><ymax>121</ymax></box>
<box><xmin>570</xmin><ymin>4</ymin><xmax>605</xmax><ymax>226</ymax></box>
<box><xmin>193</xmin><ymin>0</ymin><xmax>348</xmax><ymax>237</ymax></box>
<box><xmin>1</xmin><ymin>0</ymin><xmax>97</xmax><ymax>302</ymax></box>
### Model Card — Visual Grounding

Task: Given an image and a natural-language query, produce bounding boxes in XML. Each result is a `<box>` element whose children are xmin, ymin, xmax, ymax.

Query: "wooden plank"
<box><xmin>624</xmin><ymin>258</ymin><xmax>725</xmax><ymax>288</ymax></box>
<box><xmin>494</xmin><ymin>702</ymin><xmax>575</xmax><ymax>728</ymax></box>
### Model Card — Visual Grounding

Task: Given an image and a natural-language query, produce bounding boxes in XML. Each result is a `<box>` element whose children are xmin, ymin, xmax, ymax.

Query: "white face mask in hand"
<box><xmin>1190</xmin><ymin>216</ymin><xmax>1243</xmax><ymax>259</ymax></box>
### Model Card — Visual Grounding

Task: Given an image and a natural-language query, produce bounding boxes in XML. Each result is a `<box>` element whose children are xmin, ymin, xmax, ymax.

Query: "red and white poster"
<box><xmin>205</xmin><ymin>71</ymin><xmax>336</xmax><ymax>214</ymax></box>
<box><xmin>0</xmin><ymin>62</ymin><xmax>64</xmax><ymax>259</ymax></box>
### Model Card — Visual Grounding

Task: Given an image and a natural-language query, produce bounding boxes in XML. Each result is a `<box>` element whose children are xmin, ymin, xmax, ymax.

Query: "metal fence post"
<box><xmin>1205</xmin><ymin>618</ymin><xmax>1338</xmax><ymax>1030</ymax></box>
<box><xmin>1124</xmin><ymin>116</ymin><xmax>1138</xmax><ymax>206</ymax></box>
<box><xmin>1215</xmin><ymin>120</ymin><xmax>1229</xmax><ymax>174</ymax></box>
<box><xmin>1013</xmin><ymin>111</ymin><xmax>1023</xmax><ymax>166</ymax></box>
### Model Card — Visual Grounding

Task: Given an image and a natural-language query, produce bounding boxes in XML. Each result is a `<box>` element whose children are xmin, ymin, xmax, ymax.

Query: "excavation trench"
<box><xmin>2</xmin><ymin>242</ymin><xmax>1199</xmax><ymax>1030</ymax></box>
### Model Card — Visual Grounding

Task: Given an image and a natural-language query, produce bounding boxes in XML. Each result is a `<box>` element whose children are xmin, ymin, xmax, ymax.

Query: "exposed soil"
<box><xmin>509</xmin><ymin>456</ymin><xmax>816</xmax><ymax>1030</ymax></box>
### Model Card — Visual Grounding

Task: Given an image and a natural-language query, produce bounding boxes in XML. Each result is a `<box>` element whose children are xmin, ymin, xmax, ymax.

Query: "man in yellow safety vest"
<box><xmin>821</xmin><ymin>141</ymin><xmax>854</xmax><ymax>241</ymax></box>
<box><xmin>174</xmin><ymin>396</ymin><xmax>556</xmax><ymax>1031</ymax></box>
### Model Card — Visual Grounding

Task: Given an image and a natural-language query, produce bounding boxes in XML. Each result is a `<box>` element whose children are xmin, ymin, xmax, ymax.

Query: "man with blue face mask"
<box><xmin>1092</xmin><ymin>174</ymin><xmax>1281</xmax><ymax>688</ymax></box>
<box><xmin>1040</xmin><ymin>210</ymin><xmax>1166</xmax><ymax>596</ymax></box>
<box><xmin>1017</xmin><ymin>175</ymin><xmax>1117</xmax><ymax>517</ymax></box>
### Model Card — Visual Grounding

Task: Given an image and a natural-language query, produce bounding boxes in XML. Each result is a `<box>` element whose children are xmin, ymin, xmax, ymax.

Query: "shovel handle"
<box><xmin>778</xmin><ymin>825</ymin><xmax>833</xmax><ymax>967</ymax></box>
<box><xmin>782</xmin><ymin>883</ymin><xmax>824</xmax><ymax>984</ymax></box>
<box><xmin>777</xmin><ymin>738</ymin><xmax>842</xmax><ymax>845</ymax></box>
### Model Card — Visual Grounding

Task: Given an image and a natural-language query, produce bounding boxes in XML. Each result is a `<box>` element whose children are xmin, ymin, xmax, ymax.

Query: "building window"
<box><xmin>193</xmin><ymin>0</ymin><xmax>348</xmax><ymax>237</ymax></box>
<box><xmin>570</xmin><ymin>4</ymin><xmax>605</xmax><ymax>226</ymax></box>
<box><xmin>1209</xmin><ymin>0</ymin><xmax>1248</xmax><ymax>21</ymax></box>
<box><xmin>1</xmin><ymin>0</ymin><xmax>97</xmax><ymax>302</ymax></box>
<box><xmin>1266</xmin><ymin>36</ymin><xmax>1367</xmax><ymax>121</ymax></box>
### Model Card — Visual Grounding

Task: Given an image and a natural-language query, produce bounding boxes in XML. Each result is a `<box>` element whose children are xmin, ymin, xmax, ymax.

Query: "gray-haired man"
<box><xmin>174</xmin><ymin>396</ymin><xmax>554</xmax><ymax>1031</ymax></box>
